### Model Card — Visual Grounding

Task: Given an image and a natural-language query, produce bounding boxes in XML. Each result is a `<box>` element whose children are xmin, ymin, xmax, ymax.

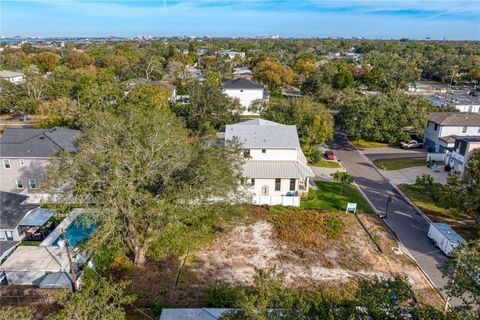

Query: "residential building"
<box><xmin>0</xmin><ymin>127</ymin><xmax>79</xmax><ymax>193</ymax></box>
<box><xmin>222</xmin><ymin>78</ymin><xmax>268</xmax><ymax>116</ymax></box>
<box><xmin>423</xmin><ymin>112</ymin><xmax>480</xmax><ymax>153</ymax></box>
<box><xmin>136</xmin><ymin>78</ymin><xmax>177</xmax><ymax>102</ymax></box>
<box><xmin>0</xmin><ymin>192</ymin><xmax>53</xmax><ymax>261</ymax></box>
<box><xmin>233</xmin><ymin>67</ymin><xmax>253</xmax><ymax>80</ymax></box>
<box><xmin>224</xmin><ymin>119</ymin><xmax>314</xmax><ymax>207</ymax></box>
<box><xmin>0</xmin><ymin>70</ymin><xmax>25</xmax><ymax>84</ymax></box>
<box><xmin>0</xmin><ymin>246</ymin><xmax>72</xmax><ymax>286</ymax></box>
<box><xmin>445</xmin><ymin>136</ymin><xmax>480</xmax><ymax>176</ymax></box>
<box><xmin>425</xmin><ymin>93</ymin><xmax>480</xmax><ymax>113</ymax></box>
<box><xmin>219</xmin><ymin>50</ymin><xmax>246</xmax><ymax>59</ymax></box>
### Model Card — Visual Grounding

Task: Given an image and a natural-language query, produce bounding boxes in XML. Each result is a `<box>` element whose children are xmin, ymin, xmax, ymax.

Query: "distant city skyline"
<box><xmin>2</xmin><ymin>0</ymin><xmax>479</xmax><ymax>40</ymax></box>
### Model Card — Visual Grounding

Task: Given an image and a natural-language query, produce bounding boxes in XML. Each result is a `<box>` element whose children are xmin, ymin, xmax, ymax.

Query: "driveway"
<box><xmin>327</xmin><ymin>132</ymin><xmax>455</xmax><ymax>305</ymax></box>
<box><xmin>383</xmin><ymin>166</ymin><xmax>448</xmax><ymax>186</ymax></box>
<box><xmin>362</xmin><ymin>147</ymin><xmax>427</xmax><ymax>161</ymax></box>
<box><xmin>310</xmin><ymin>165</ymin><xmax>346</xmax><ymax>182</ymax></box>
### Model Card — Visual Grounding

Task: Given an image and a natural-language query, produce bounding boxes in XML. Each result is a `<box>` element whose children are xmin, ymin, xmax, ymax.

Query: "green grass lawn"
<box><xmin>301</xmin><ymin>181</ymin><xmax>374</xmax><ymax>213</ymax></box>
<box><xmin>349</xmin><ymin>138</ymin><xmax>393</xmax><ymax>149</ymax></box>
<box><xmin>19</xmin><ymin>240</ymin><xmax>42</xmax><ymax>246</ymax></box>
<box><xmin>399</xmin><ymin>184</ymin><xmax>477</xmax><ymax>240</ymax></box>
<box><xmin>373</xmin><ymin>157</ymin><xmax>426</xmax><ymax>171</ymax></box>
<box><xmin>309</xmin><ymin>159</ymin><xmax>341</xmax><ymax>168</ymax></box>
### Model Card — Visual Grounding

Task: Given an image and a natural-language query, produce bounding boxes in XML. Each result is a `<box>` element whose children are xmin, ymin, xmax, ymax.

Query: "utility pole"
<box><xmin>62</xmin><ymin>229</ymin><xmax>78</xmax><ymax>292</ymax></box>
<box><xmin>384</xmin><ymin>194</ymin><xmax>393</xmax><ymax>218</ymax></box>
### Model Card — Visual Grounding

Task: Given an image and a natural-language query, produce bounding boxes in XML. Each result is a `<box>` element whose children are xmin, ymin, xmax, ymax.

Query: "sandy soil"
<box><xmin>188</xmin><ymin>214</ymin><xmax>439</xmax><ymax>306</ymax></box>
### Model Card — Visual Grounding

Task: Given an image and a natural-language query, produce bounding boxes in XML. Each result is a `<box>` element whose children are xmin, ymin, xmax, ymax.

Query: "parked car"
<box><xmin>324</xmin><ymin>150</ymin><xmax>335</xmax><ymax>160</ymax></box>
<box><xmin>427</xmin><ymin>223</ymin><xmax>464</xmax><ymax>257</ymax></box>
<box><xmin>400</xmin><ymin>140</ymin><xmax>423</xmax><ymax>149</ymax></box>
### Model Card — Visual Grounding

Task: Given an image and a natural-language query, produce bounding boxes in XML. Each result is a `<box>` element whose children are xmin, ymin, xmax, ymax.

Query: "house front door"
<box><xmin>261</xmin><ymin>185</ymin><xmax>269</xmax><ymax>196</ymax></box>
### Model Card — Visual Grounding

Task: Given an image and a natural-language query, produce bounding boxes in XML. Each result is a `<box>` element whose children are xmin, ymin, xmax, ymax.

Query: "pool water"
<box><xmin>53</xmin><ymin>217</ymin><xmax>95</xmax><ymax>248</ymax></box>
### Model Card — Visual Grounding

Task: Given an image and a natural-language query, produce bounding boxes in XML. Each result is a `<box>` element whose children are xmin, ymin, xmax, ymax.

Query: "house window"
<box><xmin>262</xmin><ymin>149</ymin><xmax>266</xmax><ymax>153</ymax></box>
<box><xmin>3</xmin><ymin>159</ymin><xmax>11</xmax><ymax>169</ymax></box>
<box><xmin>462</xmin><ymin>126</ymin><xmax>467</xmax><ymax>133</ymax></box>
<box><xmin>20</xmin><ymin>159</ymin><xmax>25</xmax><ymax>166</ymax></box>
<box><xmin>433</xmin><ymin>123</ymin><xmax>438</xmax><ymax>131</ymax></box>
<box><xmin>243</xmin><ymin>149</ymin><xmax>250</xmax><ymax>158</ymax></box>
<box><xmin>469</xmin><ymin>105</ymin><xmax>473</xmax><ymax>112</ymax></box>
<box><xmin>251</xmin><ymin>179</ymin><xmax>255</xmax><ymax>186</ymax></box>
<box><xmin>478</xmin><ymin>127</ymin><xmax>480</xmax><ymax>134</ymax></box>
<box><xmin>289</xmin><ymin>179</ymin><xmax>296</xmax><ymax>191</ymax></box>
<box><xmin>275</xmin><ymin>178</ymin><xmax>281</xmax><ymax>191</ymax></box>
<box><xmin>5</xmin><ymin>231</ymin><xmax>13</xmax><ymax>241</ymax></box>
<box><xmin>240</xmin><ymin>89</ymin><xmax>244</xmax><ymax>92</ymax></box>
<box><xmin>15</xmin><ymin>179</ymin><xmax>24</xmax><ymax>189</ymax></box>
<box><xmin>29</xmin><ymin>179</ymin><xmax>37</xmax><ymax>189</ymax></box>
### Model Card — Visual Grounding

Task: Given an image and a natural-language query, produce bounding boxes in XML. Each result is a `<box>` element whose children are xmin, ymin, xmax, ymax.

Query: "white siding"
<box><xmin>249</xmin><ymin>148</ymin><xmax>298</xmax><ymax>161</ymax></box>
<box><xmin>247</xmin><ymin>178</ymin><xmax>299</xmax><ymax>197</ymax></box>
<box><xmin>455</xmin><ymin>105</ymin><xmax>480</xmax><ymax>113</ymax></box>
<box><xmin>224</xmin><ymin>88</ymin><xmax>264</xmax><ymax>115</ymax></box>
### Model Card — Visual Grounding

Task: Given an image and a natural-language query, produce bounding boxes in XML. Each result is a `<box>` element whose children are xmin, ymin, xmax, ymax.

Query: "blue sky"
<box><xmin>1</xmin><ymin>0</ymin><xmax>479</xmax><ymax>40</ymax></box>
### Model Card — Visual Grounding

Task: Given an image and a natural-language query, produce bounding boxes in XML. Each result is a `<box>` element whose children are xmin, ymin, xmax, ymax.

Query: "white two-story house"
<box><xmin>445</xmin><ymin>136</ymin><xmax>480</xmax><ymax>177</ymax></box>
<box><xmin>224</xmin><ymin>119</ymin><xmax>314</xmax><ymax>207</ymax></box>
<box><xmin>423</xmin><ymin>112</ymin><xmax>480</xmax><ymax>153</ymax></box>
<box><xmin>0</xmin><ymin>127</ymin><xmax>79</xmax><ymax>194</ymax></box>
<box><xmin>223</xmin><ymin>78</ymin><xmax>268</xmax><ymax>116</ymax></box>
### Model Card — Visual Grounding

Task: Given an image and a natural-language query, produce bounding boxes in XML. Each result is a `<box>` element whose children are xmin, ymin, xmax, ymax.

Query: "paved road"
<box><xmin>328</xmin><ymin>132</ymin><xmax>452</xmax><ymax>302</ymax></box>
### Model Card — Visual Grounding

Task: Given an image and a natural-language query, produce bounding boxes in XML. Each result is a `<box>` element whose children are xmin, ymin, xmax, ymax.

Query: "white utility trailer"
<box><xmin>427</xmin><ymin>223</ymin><xmax>464</xmax><ymax>257</ymax></box>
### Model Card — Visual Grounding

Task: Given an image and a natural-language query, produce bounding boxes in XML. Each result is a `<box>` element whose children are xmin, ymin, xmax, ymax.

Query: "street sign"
<box><xmin>346</xmin><ymin>202</ymin><xmax>357</xmax><ymax>214</ymax></box>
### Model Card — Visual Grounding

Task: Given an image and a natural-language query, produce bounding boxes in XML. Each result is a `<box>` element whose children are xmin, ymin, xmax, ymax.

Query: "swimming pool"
<box><xmin>53</xmin><ymin>217</ymin><xmax>95</xmax><ymax>248</ymax></box>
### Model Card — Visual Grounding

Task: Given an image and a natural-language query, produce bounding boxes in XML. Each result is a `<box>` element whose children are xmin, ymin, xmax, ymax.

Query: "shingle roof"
<box><xmin>0</xmin><ymin>70</ymin><xmax>24</xmax><ymax>78</ymax></box>
<box><xmin>244</xmin><ymin>161</ymin><xmax>314</xmax><ymax>178</ymax></box>
<box><xmin>223</xmin><ymin>78</ymin><xmax>264</xmax><ymax>90</ymax></box>
<box><xmin>0</xmin><ymin>241</ymin><xmax>18</xmax><ymax>257</ymax></box>
<box><xmin>428</xmin><ymin>112</ymin><xmax>480</xmax><ymax>126</ymax></box>
<box><xmin>0</xmin><ymin>127</ymin><xmax>79</xmax><ymax>157</ymax></box>
<box><xmin>0</xmin><ymin>192</ymin><xmax>39</xmax><ymax>229</ymax></box>
<box><xmin>225</xmin><ymin>119</ymin><xmax>300</xmax><ymax>148</ymax></box>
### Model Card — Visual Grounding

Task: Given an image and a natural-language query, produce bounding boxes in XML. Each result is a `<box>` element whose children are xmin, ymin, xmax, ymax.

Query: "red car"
<box><xmin>324</xmin><ymin>150</ymin><xmax>336</xmax><ymax>160</ymax></box>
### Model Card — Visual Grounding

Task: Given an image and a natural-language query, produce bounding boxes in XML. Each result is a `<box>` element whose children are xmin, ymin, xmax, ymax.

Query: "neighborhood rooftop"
<box><xmin>222</xmin><ymin>78</ymin><xmax>264</xmax><ymax>90</ymax></box>
<box><xmin>0</xmin><ymin>191</ymin><xmax>39</xmax><ymax>229</ymax></box>
<box><xmin>244</xmin><ymin>161</ymin><xmax>313</xmax><ymax>179</ymax></box>
<box><xmin>160</xmin><ymin>308</ymin><xmax>234</xmax><ymax>320</ymax></box>
<box><xmin>0</xmin><ymin>246</ymin><xmax>69</xmax><ymax>272</ymax></box>
<box><xmin>0</xmin><ymin>127</ymin><xmax>79</xmax><ymax>158</ymax></box>
<box><xmin>0</xmin><ymin>70</ymin><xmax>24</xmax><ymax>78</ymax></box>
<box><xmin>225</xmin><ymin>119</ymin><xmax>301</xmax><ymax>149</ymax></box>
<box><xmin>428</xmin><ymin>112</ymin><xmax>480</xmax><ymax>126</ymax></box>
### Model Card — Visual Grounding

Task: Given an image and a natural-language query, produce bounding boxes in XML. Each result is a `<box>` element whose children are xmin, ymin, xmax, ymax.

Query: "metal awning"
<box><xmin>39</xmin><ymin>272</ymin><xmax>73</xmax><ymax>289</ymax></box>
<box><xmin>19</xmin><ymin>208</ymin><xmax>53</xmax><ymax>227</ymax></box>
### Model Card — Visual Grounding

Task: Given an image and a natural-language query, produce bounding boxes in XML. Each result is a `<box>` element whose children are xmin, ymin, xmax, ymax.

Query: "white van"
<box><xmin>427</xmin><ymin>223</ymin><xmax>464</xmax><ymax>257</ymax></box>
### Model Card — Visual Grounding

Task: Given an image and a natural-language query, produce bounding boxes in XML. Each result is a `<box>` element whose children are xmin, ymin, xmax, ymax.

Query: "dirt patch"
<box><xmin>123</xmin><ymin>208</ymin><xmax>443</xmax><ymax>310</ymax></box>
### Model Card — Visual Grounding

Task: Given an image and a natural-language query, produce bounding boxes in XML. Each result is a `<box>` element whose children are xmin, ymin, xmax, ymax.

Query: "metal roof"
<box><xmin>39</xmin><ymin>272</ymin><xmax>73</xmax><ymax>289</ymax></box>
<box><xmin>223</xmin><ymin>78</ymin><xmax>264</xmax><ymax>90</ymax></box>
<box><xmin>160</xmin><ymin>308</ymin><xmax>234</xmax><ymax>320</ymax></box>
<box><xmin>0</xmin><ymin>70</ymin><xmax>24</xmax><ymax>78</ymax></box>
<box><xmin>19</xmin><ymin>207</ymin><xmax>53</xmax><ymax>227</ymax></box>
<box><xmin>0</xmin><ymin>246</ymin><xmax>70</xmax><ymax>272</ymax></box>
<box><xmin>431</xmin><ymin>223</ymin><xmax>464</xmax><ymax>244</ymax></box>
<box><xmin>451</xmin><ymin>135</ymin><xmax>480</xmax><ymax>143</ymax></box>
<box><xmin>0</xmin><ymin>127</ymin><xmax>79</xmax><ymax>158</ymax></box>
<box><xmin>0</xmin><ymin>191</ymin><xmax>39</xmax><ymax>229</ymax></box>
<box><xmin>428</xmin><ymin>112</ymin><xmax>480</xmax><ymax>126</ymax></box>
<box><xmin>243</xmin><ymin>161</ymin><xmax>314</xmax><ymax>178</ymax></box>
<box><xmin>225</xmin><ymin>119</ymin><xmax>300</xmax><ymax>148</ymax></box>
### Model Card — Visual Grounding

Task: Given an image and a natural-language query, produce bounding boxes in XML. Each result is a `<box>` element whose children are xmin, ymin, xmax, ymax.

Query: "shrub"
<box><xmin>310</xmin><ymin>147</ymin><xmax>322</xmax><ymax>164</ymax></box>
